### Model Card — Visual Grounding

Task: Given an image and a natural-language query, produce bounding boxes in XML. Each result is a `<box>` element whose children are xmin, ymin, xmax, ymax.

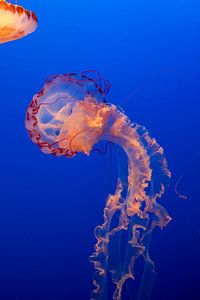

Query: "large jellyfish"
<box><xmin>25</xmin><ymin>71</ymin><xmax>171</xmax><ymax>300</ymax></box>
<box><xmin>0</xmin><ymin>0</ymin><xmax>37</xmax><ymax>44</ymax></box>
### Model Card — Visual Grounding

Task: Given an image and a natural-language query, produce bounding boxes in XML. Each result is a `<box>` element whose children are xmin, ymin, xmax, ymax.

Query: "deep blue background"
<box><xmin>0</xmin><ymin>0</ymin><xmax>199</xmax><ymax>299</ymax></box>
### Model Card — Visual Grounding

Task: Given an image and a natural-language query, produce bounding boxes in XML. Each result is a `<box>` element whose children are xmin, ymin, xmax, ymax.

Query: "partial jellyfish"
<box><xmin>0</xmin><ymin>0</ymin><xmax>37</xmax><ymax>44</ymax></box>
<box><xmin>25</xmin><ymin>71</ymin><xmax>172</xmax><ymax>300</ymax></box>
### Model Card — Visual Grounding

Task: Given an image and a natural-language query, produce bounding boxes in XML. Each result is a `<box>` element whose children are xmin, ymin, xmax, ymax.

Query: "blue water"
<box><xmin>0</xmin><ymin>0</ymin><xmax>199</xmax><ymax>299</ymax></box>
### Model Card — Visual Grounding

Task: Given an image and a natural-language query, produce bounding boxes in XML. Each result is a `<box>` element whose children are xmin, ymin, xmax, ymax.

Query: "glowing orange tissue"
<box><xmin>0</xmin><ymin>0</ymin><xmax>38</xmax><ymax>44</ymax></box>
<box><xmin>25</xmin><ymin>71</ymin><xmax>172</xmax><ymax>300</ymax></box>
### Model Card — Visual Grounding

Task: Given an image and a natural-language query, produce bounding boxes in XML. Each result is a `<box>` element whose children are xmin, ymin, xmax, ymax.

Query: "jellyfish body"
<box><xmin>25</xmin><ymin>71</ymin><xmax>171</xmax><ymax>300</ymax></box>
<box><xmin>0</xmin><ymin>0</ymin><xmax>37</xmax><ymax>44</ymax></box>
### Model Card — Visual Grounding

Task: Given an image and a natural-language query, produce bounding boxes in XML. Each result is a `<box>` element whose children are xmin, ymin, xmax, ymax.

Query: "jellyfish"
<box><xmin>0</xmin><ymin>0</ymin><xmax>37</xmax><ymax>44</ymax></box>
<box><xmin>25</xmin><ymin>71</ymin><xmax>172</xmax><ymax>300</ymax></box>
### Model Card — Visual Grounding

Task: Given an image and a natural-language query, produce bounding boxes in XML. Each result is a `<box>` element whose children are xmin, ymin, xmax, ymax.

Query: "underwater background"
<box><xmin>0</xmin><ymin>0</ymin><xmax>200</xmax><ymax>299</ymax></box>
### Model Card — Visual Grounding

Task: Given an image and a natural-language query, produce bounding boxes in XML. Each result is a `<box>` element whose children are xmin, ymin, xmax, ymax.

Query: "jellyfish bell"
<box><xmin>26</xmin><ymin>71</ymin><xmax>171</xmax><ymax>300</ymax></box>
<box><xmin>26</xmin><ymin>71</ymin><xmax>111</xmax><ymax>157</ymax></box>
<box><xmin>0</xmin><ymin>0</ymin><xmax>38</xmax><ymax>44</ymax></box>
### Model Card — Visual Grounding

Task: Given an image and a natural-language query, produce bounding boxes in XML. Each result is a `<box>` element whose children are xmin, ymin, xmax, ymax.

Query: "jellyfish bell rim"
<box><xmin>0</xmin><ymin>1</ymin><xmax>38</xmax><ymax>22</ymax></box>
<box><xmin>44</xmin><ymin>71</ymin><xmax>111</xmax><ymax>102</ymax></box>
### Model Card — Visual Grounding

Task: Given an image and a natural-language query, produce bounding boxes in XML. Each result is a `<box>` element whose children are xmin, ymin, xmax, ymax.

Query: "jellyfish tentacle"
<box><xmin>90</xmin><ymin>180</ymin><xmax>128</xmax><ymax>300</ymax></box>
<box><xmin>89</xmin><ymin>106</ymin><xmax>171</xmax><ymax>299</ymax></box>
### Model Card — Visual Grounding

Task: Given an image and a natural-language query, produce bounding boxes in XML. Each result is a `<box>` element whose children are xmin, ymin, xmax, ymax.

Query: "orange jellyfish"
<box><xmin>0</xmin><ymin>0</ymin><xmax>37</xmax><ymax>44</ymax></box>
<box><xmin>25</xmin><ymin>71</ymin><xmax>172</xmax><ymax>300</ymax></box>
